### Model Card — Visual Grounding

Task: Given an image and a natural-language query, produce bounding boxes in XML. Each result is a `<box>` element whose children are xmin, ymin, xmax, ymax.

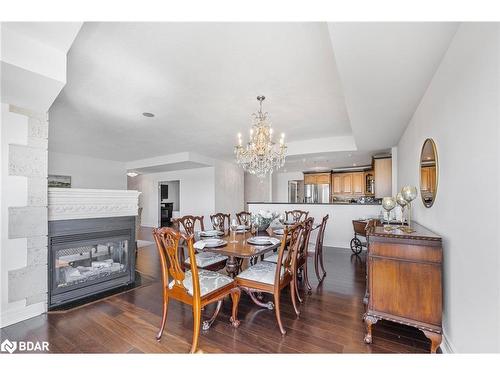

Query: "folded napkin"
<box><xmin>194</xmin><ymin>240</ymin><xmax>206</xmax><ymax>250</ymax></box>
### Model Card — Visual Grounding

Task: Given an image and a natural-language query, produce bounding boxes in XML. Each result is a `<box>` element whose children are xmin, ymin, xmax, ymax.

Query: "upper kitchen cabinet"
<box><xmin>304</xmin><ymin>172</ymin><xmax>331</xmax><ymax>185</ymax></box>
<box><xmin>352</xmin><ymin>172</ymin><xmax>364</xmax><ymax>194</ymax></box>
<box><xmin>374</xmin><ymin>157</ymin><xmax>392</xmax><ymax>198</ymax></box>
<box><xmin>332</xmin><ymin>174</ymin><xmax>342</xmax><ymax>194</ymax></box>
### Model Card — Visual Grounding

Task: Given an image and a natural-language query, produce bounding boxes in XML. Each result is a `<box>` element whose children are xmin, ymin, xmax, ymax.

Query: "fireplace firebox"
<box><xmin>48</xmin><ymin>216</ymin><xmax>136</xmax><ymax>309</ymax></box>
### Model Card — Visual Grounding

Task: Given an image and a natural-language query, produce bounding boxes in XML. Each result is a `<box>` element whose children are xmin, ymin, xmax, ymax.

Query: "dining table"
<box><xmin>195</xmin><ymin>227</ymin><xmax>283</xmax><ymax>278</ymax></box>
<box><xmin>194</xmin><ymin>227</ymin><xmax>285</xmax><ymax>310</ymax></box>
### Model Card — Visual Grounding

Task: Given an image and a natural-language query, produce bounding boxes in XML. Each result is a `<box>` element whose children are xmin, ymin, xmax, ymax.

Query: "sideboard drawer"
<box><xmin>370</xmin><ymin>241</ymin><xmax>442</xmax><ymax>264</ymax></box>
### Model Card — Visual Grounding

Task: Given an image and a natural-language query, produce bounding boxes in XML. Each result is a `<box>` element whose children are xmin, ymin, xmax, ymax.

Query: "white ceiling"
<box><xmin>49</xmin><ymin>22</ymin><xmax>351</xmax><ymax>161</ymax></box>
<box><xmin>328</xmin><ymin>22</ymin><xmax>459</xmax><ymax>150</ymax></box>
<box><xmin>48</xmin><ymin>22</ymin><xmax>459</xmax><ymax>168</ymax></box>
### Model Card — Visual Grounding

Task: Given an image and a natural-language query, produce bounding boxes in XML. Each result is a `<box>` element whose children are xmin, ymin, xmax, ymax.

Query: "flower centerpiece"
<box><xmin>251</xmin><ymin>210</ymin><xmax>278</xmax><ymax>232</ymax></box>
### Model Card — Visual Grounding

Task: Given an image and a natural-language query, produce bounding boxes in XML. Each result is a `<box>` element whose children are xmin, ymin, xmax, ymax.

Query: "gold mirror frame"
<box><xmin>419</xmin><ymin>138</ymin><xmax>438</xmax><ymax>208</ymax></box>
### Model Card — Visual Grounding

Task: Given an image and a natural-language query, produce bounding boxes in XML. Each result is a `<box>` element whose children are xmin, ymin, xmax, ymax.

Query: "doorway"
<box><xmin>158</xmin><ymin>180</ymin><xmax>180</xmax><ymax>227</ymax></box>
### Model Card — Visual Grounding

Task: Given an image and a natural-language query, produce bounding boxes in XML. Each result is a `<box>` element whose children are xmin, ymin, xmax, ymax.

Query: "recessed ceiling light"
<box><xmin>142</xmin><ymin>112</ymin><xmax>155</xmax><ymax>118</ymax></box>
<box><xmin>127</xmin><ymin>172</ymin><xmax>139</xmax><ymax>177</ymax></box>
<box><xmin>353</xmin><ymin>163</ymin><xmax>357</xmax><ymax>167</ymax></box>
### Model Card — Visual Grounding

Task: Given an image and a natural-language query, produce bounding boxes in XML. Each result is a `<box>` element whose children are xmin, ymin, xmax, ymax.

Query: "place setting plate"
<box><xmin>195</xmin><ymin>238</ymin><xmax>227</xmax><ymax>249</ymax></box>
<box><xmin>199</xmin><ymin>230</ymin><xmax>224</xmax><ymax>237</ymax></box>
<box><xmin>272</xmin><ymin>228</ymin><xmax>285</xmax><ymax>235</ymax></box>
<box><xmin>235</xmin><ymin>225</ymin><xmax>250</xmax><ymax>233</ymax></box>
<box><xmin>247</xmin><ymin>236</ymin><xmax>279</xmax><ymax>246</ymax></box>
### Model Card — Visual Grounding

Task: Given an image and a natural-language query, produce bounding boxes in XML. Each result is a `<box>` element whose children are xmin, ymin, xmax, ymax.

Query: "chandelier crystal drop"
<box><xmin>234</xmin><ymin>96</ymin><xmax>287</xmax><ymax>178</ymax></box>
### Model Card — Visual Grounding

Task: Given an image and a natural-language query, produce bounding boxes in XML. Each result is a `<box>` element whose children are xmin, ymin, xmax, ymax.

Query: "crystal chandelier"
<box><xmin>234</xmin><ymin>96</ymin><xmax>287</xmax><ymax>178</ymax></box>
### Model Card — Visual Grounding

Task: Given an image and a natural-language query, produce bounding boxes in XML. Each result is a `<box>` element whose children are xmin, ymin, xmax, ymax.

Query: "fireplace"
<box><xmin>48</xmin><ymin>216</ymin><xmax>136</xmax><ymax>309</ymax></box>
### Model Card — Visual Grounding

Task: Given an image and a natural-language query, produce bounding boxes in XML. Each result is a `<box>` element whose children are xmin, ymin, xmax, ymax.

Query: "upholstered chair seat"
<box><xmin>185</xmin><ymin>252</ymin><xmax>228</xmax><ymax>268</ymax></box>
<box><xmin>236</xmin><ymin>261</ymin><xmax>284</xmax><ymax>285</ymax></box>
<box><xmin>169</xmin><ymin>269</ymin><xmax>233</xmax><ymax>297</ymax></box>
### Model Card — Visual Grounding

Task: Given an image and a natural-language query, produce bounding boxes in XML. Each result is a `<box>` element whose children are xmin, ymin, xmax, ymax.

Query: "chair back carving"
<box><xmin>298</xmin><ymin>217</ymin><xmax>314</xmax><ymax>261</ymax></box>
<box><xmin>236</xmin><ymin>211</ymin><xmax>252</xmax><ymax>226</ymax></box>
<box><xmin>285</xmin><ymin>210</ymin><xmax>309</xmax><ymax>223</ymax></box>
<box><xmin>315</xmin><ymin>215</ymin><xmax>329</xmax><ymax>252</ymax></box>
<box><xmin>210</xmin><ymin>213</ymin><xmax>231</xmax><ymax>231</ymax></box>
<box><xmin>152</xmin><ymin>227</ymin><xmax>201</xmax><ymax>299</ymax></box>
<box><xmin>171</xmin><ymin>215</ymin><xmax>205</xmax><ymax>236</ymax></box>
<box><xmin>275</xmin><ymin>222</ymin><xmax>305</xmax><ymax>285</ymax></box>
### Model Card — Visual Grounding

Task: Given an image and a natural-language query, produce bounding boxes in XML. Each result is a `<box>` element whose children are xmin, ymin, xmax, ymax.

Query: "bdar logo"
<box><xmin>1</xmin><ymin>339</ymin><xmax>17</xmax><ymax>354</ymax></box>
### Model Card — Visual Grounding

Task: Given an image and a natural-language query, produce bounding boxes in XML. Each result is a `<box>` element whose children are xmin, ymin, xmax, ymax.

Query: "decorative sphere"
<box><xmin>396</xmin><ymin>193</ymin><xmax>407</xmax><ymax>207</ymax></box>
<box><xmin>382</xmin><ymin>197</ymin><xmax>396</xmax><ymax>211</ymax></box>
<box><xmin>401</xmin><ymin>185</ymin><xmax>418</xmax><ymax>202</ymax></box>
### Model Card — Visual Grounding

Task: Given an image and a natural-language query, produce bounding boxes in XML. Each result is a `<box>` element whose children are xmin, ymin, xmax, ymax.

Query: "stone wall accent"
<box><xmin>7</xmin><ymin>105</ymin><xmax>49</xmax><ymax>307</ymax></box>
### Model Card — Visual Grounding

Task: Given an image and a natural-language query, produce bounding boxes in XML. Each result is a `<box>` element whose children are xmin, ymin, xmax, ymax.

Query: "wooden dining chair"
<box><xmin>152</xmin><ymin>227</ymin><xmax>241</xmax><ymax>353</ymax></box>
<box><xmin>236</xmin><ymin>211</ymin><xmax>252</xmax><ymax>226</ymax></box>
<box><xmin>285</xmin><ymin>210</ymin><xmax>309</xmax><ymax>223</ymax></box>
<box><xmin>294</xmin><ymin>217</ymin><xmax>314</xmax><ymax>301</ymax></box>
<box><xmin>266</xmin><ymin>217</ymin><xmax>314</xmax><ymax>303</ymax></box>
<box><xmin>314</xmin><ymin>214</ymin><xmax>329</xmax><ymax>281</ymax></box>
<box><xmin>210</xmin><ymin>213</ymin><xmax>231</xmax><ymax>231</ymax></box>
<box><xmin>235</xmin><ymin>223</ymin><xmax>304</xmax><ymax>335</ymax></box>
<box><xmin>171</xmin><ymin>215</ymin><xmax>227</xmax><ymax>271</ymax></box>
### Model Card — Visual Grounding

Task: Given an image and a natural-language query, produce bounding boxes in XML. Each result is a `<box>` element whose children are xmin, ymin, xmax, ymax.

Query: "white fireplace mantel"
<box><xmin>48</xmin><ymin>188</ymin><xmax>141</xmax><ymax>221</ymax></box>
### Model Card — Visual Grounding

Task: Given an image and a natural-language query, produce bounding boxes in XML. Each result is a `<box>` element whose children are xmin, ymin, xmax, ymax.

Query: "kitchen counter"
<box><xmin>247</xmin><ymin>201</ymin><xmax>381</xmax><ymax>206</ymax></box>
<box><xmin>247</xmin><ymin>202</ymin><xmax>382</xmax><ymax>249</ymax></box>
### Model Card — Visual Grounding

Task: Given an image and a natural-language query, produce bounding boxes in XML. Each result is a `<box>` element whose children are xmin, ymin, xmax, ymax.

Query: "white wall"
<box><xmin>397</xmin><ymin>23</ymin><xmax>499</xmax><ymax>353</ymax></box>
<box><xmin>244</xmin><ymin>172</ymin><xmax>272</xmax><ymax>207</ymax></box>
<box><xmin>272</xmin><ymin>171</ymin><xmax>303</xmax><ymax>202</ymax></box>
<box><xmin>214</xmin><ymin>160</ymin><xmax>244</xmax><ymax>215</ymax></box>
<box><xmin>48</xmin><ymin>151</ymin><xmax>127</xmax><ymax>189</ymax></box>
<box><xmin>130</xmin><ymin>167</ymin><xmax>216</xmax><ymax>228</ymax></box>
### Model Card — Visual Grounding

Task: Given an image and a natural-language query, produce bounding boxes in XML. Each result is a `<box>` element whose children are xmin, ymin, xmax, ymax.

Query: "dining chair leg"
<box><xmin>273</xmin><ymin>292</ymin><xmax>286</xmax><ymax>335</ymax></box>
<box><xmin>156</xmin><ymin>295</ymin><xmax>169</xmax><ymax>340</ymax></box>
<box><xmin>318</xmin><ymin>246</ymin><xmax>327</xmax><ymax>279</ymax></box>
<box><xmin>314</xmin><ymin>248</ymin><xmax>321</xmax><ymax>281</ymax></box>
<box><xmin>294</xmin><ymin>268</ymin><xmax>303</xmax><ymax>303</ymax></box>
<box><xmin>191</xmin><ymin>303</ymin><xmax>202</xmax><ymax>353</ymax></box>
<box><xmin>290</xmin><ymin>280</ymin><xmax>300</xmax><ymax>317</ymax></box>
<box><xmin>303</xmin><ymin>259</ymin><xmax>313</xmax><ymax>291</ymax></box>
<box><xmin>230</xmin><ymin>288</ymin><xmax>241</xmax><ymax>327</ymax></box>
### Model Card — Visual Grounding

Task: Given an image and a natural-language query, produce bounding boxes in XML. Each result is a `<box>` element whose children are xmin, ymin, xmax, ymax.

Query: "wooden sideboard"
<box><xmin>364</xmin><ymin>222</ymin><xmax>443</xmax><ymax>353</ymax></box>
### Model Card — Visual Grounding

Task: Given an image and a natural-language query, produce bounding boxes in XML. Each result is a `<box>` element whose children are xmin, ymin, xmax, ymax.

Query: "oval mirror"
<box><xmin>419</xmin><ymin>138</ymin><xmax>438</xmax><ymax>207</ymax></box>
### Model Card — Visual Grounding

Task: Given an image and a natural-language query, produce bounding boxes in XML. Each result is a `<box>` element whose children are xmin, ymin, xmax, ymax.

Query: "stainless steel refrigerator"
<box><xmin>288</xmin><ymin>180</ymin><xmax>304</xmax><ymax>203</ymax></box>
<box><xmin>304</xmin><ymin>183</ymin><xmax>330</xmax><ymax>203</ymax></box>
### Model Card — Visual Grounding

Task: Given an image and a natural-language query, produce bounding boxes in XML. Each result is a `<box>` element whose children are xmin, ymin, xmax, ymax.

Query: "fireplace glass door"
<box><xmin>54</xmin><ymin>238</ymin><xmax>129</xmax><ymax>290</ymax></box>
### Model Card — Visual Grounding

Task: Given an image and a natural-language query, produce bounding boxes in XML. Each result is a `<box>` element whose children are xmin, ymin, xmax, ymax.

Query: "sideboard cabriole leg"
<box><xmin>422</xmin><ymin>330</ymin><xmax>442</xmax><ymax>354</ymax></box>
<box><xmin>364</xmin><ymin>315</ymin><xmax>378</xmax><ymax>344</ymax></box>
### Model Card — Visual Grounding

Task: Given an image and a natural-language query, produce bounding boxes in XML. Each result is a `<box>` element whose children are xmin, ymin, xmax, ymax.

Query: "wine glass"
<box><xmin>381</xmin><ymin>197</ymin><xmax>397</xmax><ymax>231</ymax></box>
<box><xmin>230</xmin><ymin>218</ymin><xmax>239</xmax><ymax>243</ymax></box>
<box><xmin>401</xmin><ymin>185</ymin><xmax>417</xmax><ymax>232</ymax></box>
<box><xmin>396</xmin><ymin>192</ymin><xmax>407</xmax><ymax>227</ymax></box>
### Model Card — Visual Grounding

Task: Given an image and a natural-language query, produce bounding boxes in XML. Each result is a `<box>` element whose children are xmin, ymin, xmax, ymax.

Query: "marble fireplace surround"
<box><xmin>48</xmin><ymin>188</ymin><xmax>141</xmax><ymax>221</ymax></box>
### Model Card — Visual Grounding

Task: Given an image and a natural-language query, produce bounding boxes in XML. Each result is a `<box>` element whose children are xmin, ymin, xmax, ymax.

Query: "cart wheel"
<box><xmin>350</xmin><ymin>237</ymin><xmax>363</xmax><ymax>254</ymax></box>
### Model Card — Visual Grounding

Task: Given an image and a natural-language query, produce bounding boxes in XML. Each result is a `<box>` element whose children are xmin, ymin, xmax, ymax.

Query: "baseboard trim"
<box><xmin>0</xmin><ymin>301</ymin><xmax>47</xmax><ymax>328</ymax></box>
<box><xmin>441</xmin><ymin>330</ymin><xmax>456</xmax><ymax>353</ymax></box>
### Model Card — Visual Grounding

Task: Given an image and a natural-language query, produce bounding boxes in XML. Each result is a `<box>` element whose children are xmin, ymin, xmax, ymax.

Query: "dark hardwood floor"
<box><xmin>0</xmin><ymin>227</ymin><xmax>435</xmax><ymax>353</ymax></box>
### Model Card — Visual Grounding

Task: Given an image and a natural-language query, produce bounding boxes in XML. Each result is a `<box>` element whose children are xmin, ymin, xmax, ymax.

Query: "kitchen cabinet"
<box><xmin>352</xmin><ymin>172</ymin><xmax>364</xmax><ymax>194</ymax></box>
<box><xmin>331</xmin><ymin>172</ymin><xmax>366</xmax><ymax>196</ymax></box>
<box><xmin>304</xmin><ymin>172</ymin><xmax>331</xmax><ymax>185</ymax></box>
<box><xmin>374</xmin><ymin>157</ymin><xmax>392</xmax><ymax>198</ymax></box>
<box><xmin>342</xmin><ymin>174</ymin><xmax>352</xmax><ymax>193</ymax></box>
<box><xmin>332</xmin><ymin>175</ymin><xmax>342</xmax><ymax>194</ymax></box>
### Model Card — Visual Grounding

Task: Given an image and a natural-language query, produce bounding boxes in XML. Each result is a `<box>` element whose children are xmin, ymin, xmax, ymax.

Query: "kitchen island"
<box><xmin>247</xmin><ymin>202</ymin><xmax>382</xmax><ymax>249</ymax></box>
